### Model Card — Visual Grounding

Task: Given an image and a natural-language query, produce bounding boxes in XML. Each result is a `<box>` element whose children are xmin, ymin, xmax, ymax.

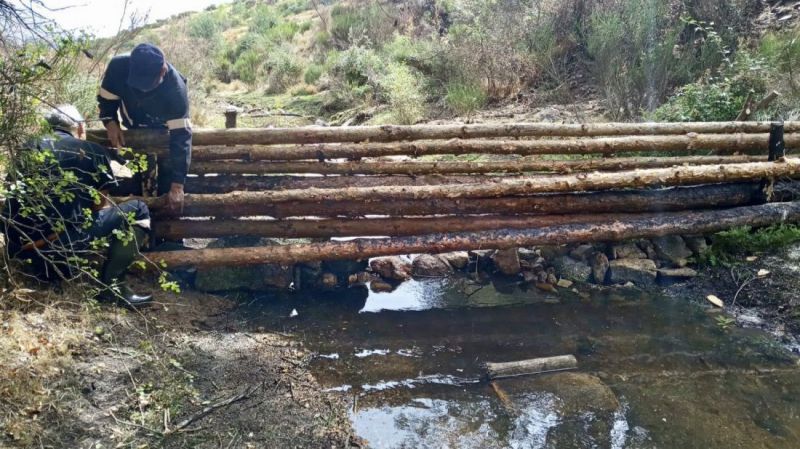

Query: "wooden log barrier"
<box><xmin>153</xmin><ymin>182</ymin><xmax>766</xmax><ymax>218</ymax></box>
<box><xmin>190</xmin><ymin>155</ymin><xmax>769</xmax><ymax>176</ymax></box>
<box><xmin>144</xmin><ymin>201</ymin><xmax>800</xmax><ymax>268</ymax></box>
<box><xmin>86</xmin><ymin>121</ymin><xmax>800</xmax><ymax>148</ymax></box>
<box><xmin>139</xmin><ymin>160</ymin><xmax>800</xmax><ymax>214</ymax></box>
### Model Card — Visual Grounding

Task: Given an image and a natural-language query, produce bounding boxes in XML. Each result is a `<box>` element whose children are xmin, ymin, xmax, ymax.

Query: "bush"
<box><xmin>760</xmin><ymin>26</ymin><xmax>800</xmax><ymax>95</ymax></box>
<box><xmin>304</xmin><ymin>64</ymin><xmax>324</xmax><ymax>85</ymax></box>
<box><xmin>187</xmin><ymin>12</ymin><xmax>222</xmax><ymax>39</ymax></box>
<box><xmin>653</xmin><ymin>52</ymin><xmax>769</xmax><ymax>122</ymax></box>
<box><xmin>251</xmin><ymin>4</ymin><xmax>278</xmax><ymax>31</ymax></box>
<box><xmin>379</xmin><ymin>63</ymin><xmax>426</xmax><ymax>125</ymax></box>
<box><xmin>232</xmin><ymin>49</ymin><xmax>263</xmax><ymax>85</ymax></box>
<box><xmin>266</xmin><ymin>48</ymin><xmax>304</xmax><ymax>94</ymax></box>
<box><xmin>445</xmin><ymin>81</ymin><xmax>486</xmax><ymax>117</ymax></box>
<box><xmin>329</xmin><ymin>3</ymin><xmax>394</xmax><ymax>49</ymax></box>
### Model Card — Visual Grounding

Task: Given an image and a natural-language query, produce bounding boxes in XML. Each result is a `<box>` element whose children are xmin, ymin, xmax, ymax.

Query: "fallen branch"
<box><xmin>164</xmin><ymin>388</ymin><xmax>253</xmax><ymax>435</ymax></box>
<box><xmin>484</xmin><ymin>355</ymin><xmax>578</xmax><ymax>380</ymax></box>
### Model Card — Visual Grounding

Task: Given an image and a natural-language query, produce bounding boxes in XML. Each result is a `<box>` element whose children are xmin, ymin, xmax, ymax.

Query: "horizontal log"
<box><xmin>190</xmin><ymin>155</ymin><xmax>769</xmax><ymax>176</ymax></box>
<box><xmin>152</xmin><ymin>212</ymin><xmax>686</xmax><ymax>240</ymax></box>
<box><xmin>139</xmin><ymin>160</ymin><xmax>800</xmax><ymax>212</ymax></box>
<box><xmin>143</xmin><ymin>201</ymin><xmax>800</xmax><ymax>268</ymax></box>
<box><xmin>485</xmin><ymin>355</ymin><xmax>578</xmax><ymax>380</ymax></box>
<box><xmin>152</xmin><ymin>182</ymin><xmax>767</xmax><ymax>218</ymax></box>
<box><xmin>86</xmin><ymin>121</ymin><xmax>800</xmax><ymax>147</ymax></box>
<box><xmin>184</xmin><ymin>174</ymin><xmax>489</xmax><ymax>194</ymax></box>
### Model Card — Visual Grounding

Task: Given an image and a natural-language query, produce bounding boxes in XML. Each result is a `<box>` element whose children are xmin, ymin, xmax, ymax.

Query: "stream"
<box><xmin>237</xmin><ymin>274</ymin><xmax>800</xmax><ymax>448</ymax></box>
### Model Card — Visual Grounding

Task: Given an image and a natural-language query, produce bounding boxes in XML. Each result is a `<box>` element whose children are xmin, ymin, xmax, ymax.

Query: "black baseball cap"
<box><xmin>128</xmin><ymin>43</ymin><xmax>165</xmax><ymax>92</ymax></box>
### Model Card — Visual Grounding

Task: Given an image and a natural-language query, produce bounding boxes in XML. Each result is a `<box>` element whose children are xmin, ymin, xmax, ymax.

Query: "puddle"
<box><xmin>238</xmin><ymin>274</ymin><xmax>800</xmax><ymax>448</ymax></box>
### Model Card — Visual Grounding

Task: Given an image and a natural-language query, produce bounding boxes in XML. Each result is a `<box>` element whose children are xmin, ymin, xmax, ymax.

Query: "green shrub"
<box><xmin>266</xmin><ymin>48</ymin><xmax>304</xmax><ymax>93</ymax></box>
<box><xmin>703</xmin><ymin>224</ymin><xmax>800</xmax><ymax>265</ymax></box>
<box><xmin>760</xmin><ymin>26</ymin><xmax>800</xmax><ymax>95</ymax></box>
<box><xmin>329</xmin><ymin>3</ymin><xmax>394</xmax><ymax>49</ymax></box>
<box><xmin>232</xmin><ymin>49</ymin><xmax>263</xmax><ymax>85</ymax></box>
<box><xmin>251</xmin><ymin>5</ymin><xmax>278</xmax><ymax>31</ymax></box>
<box><xmin>304</xmin><ymin>64</ymin><xmax>324</xmax><ymax>85</ymax></box>
<box><xmin>653</xmin><ymin>52</ymin><xmax>769</xmax><ymax>122</ymax></box>
<box><xmin>379</xmin><ymin>63</ymin><xmax>426</xmax><ymax>125</ymax></box>
<box><xmin>264</xmin><ymin>22</ymin><xmax>300</xmax><ymax>42</ymax></box>
<box><xmin>445</xmin><ymin>81</ymin><xmax>486</xmax><ymax>117</ymax></box>
<box><xmin>187</xmin><ymin>12</ymin><xmax>222</xmax><ymax>39</ymax></box>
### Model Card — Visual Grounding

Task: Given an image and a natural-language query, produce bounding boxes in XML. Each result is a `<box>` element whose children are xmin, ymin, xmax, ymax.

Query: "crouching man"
<box><xmin>2</xmin><ymin>105</ymin><xmax>153</xmax><ymax>308</ymax></box>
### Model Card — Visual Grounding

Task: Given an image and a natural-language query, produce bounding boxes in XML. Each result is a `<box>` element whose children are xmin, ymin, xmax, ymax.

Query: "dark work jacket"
<box><xmin>98</xmin><ymin>55</ymin><xmax>192</xmax><ymax>185</ymax></box>
<box><xmin>3</xmin><ymin>130</ymin><xmax>117</xmax><ymax>256</ymax></box>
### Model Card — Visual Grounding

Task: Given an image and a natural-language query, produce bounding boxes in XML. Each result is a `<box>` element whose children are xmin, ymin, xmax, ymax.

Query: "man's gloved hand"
<box><xmin>167</xmin><ymin>182</ymin><xmax>184</xmax><ymax>213</ymax></box>
<box><xmin>105</xmin><ymin>121</ymin><xmax>125</xmax><ymax>148</ymax></box>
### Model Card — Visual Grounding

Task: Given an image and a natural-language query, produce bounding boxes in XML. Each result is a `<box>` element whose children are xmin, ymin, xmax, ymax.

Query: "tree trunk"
<box><xmin>143</xmin><ymin>201</ymin><xmax>800</xmax><ymax>268</ymax></box>
<box><xmin>146</xmin><ymin>182</ymin><xmax>766</xmax><ymax>218</ymax></box>
<box><xmin>86</xmin><ymin>121</ymin><xmax>800</xmax><ymax>147</ymax></box>
<box><xmin>140</xmin><ymin>159</ymin><xmax>800</xmax><ymax>213</ymax></box>
<box><xmin>190</xmin><ymin>155</ymin><xmax>768</xmax><ymax>175</ymax></box>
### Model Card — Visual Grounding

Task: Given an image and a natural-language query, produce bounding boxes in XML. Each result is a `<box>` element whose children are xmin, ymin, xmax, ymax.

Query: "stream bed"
<box><xmin>237</xmin><ymin>275</ymin><xmax>800</xmax><ymax>449</ymax></box>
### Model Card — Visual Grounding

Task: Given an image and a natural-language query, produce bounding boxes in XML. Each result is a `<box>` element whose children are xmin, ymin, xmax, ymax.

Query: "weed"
<box><xmin>715</xmin><ymin>315</ymin><xmax>736</xmax><ymax>332</ymax></box>
<box><xmin>379</xmin><ymin>63</ymin><xmax>426</xmax><ymax>125</ymax></box>
<box><xmin>445</xmin><ymin>81</ymin><xmax>486</xmax><ymax>117</ymax></box>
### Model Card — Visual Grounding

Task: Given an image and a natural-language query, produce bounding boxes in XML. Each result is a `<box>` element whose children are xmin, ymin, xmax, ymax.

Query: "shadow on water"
<box><xmin>233</xmin><ymin>274</ymin><xmax>800</xmax><ymax>449</ymax></box>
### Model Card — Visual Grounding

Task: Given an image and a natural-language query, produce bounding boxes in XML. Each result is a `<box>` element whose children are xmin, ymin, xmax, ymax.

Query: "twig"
<box><xmin>165</xmin><ymin>387</ymin><xmax>254</xmax><ymax>435</ymax></box>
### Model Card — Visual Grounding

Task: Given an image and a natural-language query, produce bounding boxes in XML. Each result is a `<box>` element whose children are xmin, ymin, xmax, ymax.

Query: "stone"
<box><xmin>369</xmin><ymin>280</ymin><xmax>396</xmax><ymax>293</ymax></box>
<box><xmin>491</xmin><ymin>248</ymin><xmax>521</xmax><ymax>276</ymax></box>
<box><xmin>569</xmin><ymin>244</ymin><xmax>595</xmax><ymax>261</ymax></box>
<box><xmin>684</xmin><ymin>235</ymin><xmax>709</xmax><ymax>255</ymax></box>
<box><xmin>348</xmin><ymin>272</ymin><xmax>372</xmax><ymax>285</ymax></box>
<box><xmin>639</xmin><ymin>239</ymin><xmax>659</xmax><ymax>260</ymax></box>
<box><xmin>651</xmin><ymin>235</ymin><xmax>693</xmax><ymax>266</ymax></box>
<box><xmin>557</xmin><ymin>279</ymin><xmax>574</xmax><ymax>288</ymax></box>
<box><xmin>538</xmin><ymin>245</ymin><xmax>569</xmax><ymax>261</ymax></box>
<box><xmin>657</xmin><ymin>267</ymin><xmax>698</xmax><ymax>280</ymax></box>
<box><xmin>438</xmin><ymin>251</ymin><xmax>469</xmax><ymax>269</ymax></box>
<box><xmin>536</xmin><ymin>283</ymin><xmax>557</xmax><ymax>293</ymax></box>
<box><xmin>412</xmin><ymin>254</ymin><xmax>453</xmax><ymax>277</ymax></box>
<box><xmin>546</xmin><ymin>273</ymin><xmax>559</xmax><ymax>285</ymax></box>
<box><xmin>522</xmin><ymin>271</ymin><xmax>538</xmax><ymax>283</ymax></box>
<box><xmin>610</xmin><ymin>242</ymin><xmax>647</xmax><ymax>260</ymax></box>
<box><xmin>609</xmin><ymin>258</ymin><xmax>657</xmax><ymax>287</ymax></box>
<box><xmin>518</xmin><ymin>248</ymin><xmax>541</xmax><ymax>260</ymax></box>
<box><xmin>551</xmin><ymin>256</ymin><xmax>592</xmax><ymax>282</ymax></box>
<box><xmin>591</xmin><ymin>252</ymin><xmax>610</xmax><ymax>285</ymax></box>
<box><xmin>320</xmin><ymin>272</ymin><xmax>338</xmax><ymax>290</ymax></box>
<box><xmin>323</xmin><ymin>259</ymin><xmax>369</xmax><ymax>281</ymax></box>
<box><xmin>370</xmin><ymin>256</ymin><xmax>412</xmax><ymax>281</ymax></box>
<box><xmin>195</xmin><ymin>236</ymin><xmax>293</xmax><ymax>291</ymax></box>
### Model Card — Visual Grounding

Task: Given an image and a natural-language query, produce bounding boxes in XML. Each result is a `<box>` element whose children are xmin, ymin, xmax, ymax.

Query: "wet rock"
<box><xmin>438</xmin><ymin>251</ymin><xmax>469</xmax><ymax>270</ymax></box>
<box><xmin>639</xmin><ymin>239</ymin><xmax>659</xmax><ymax>260</ymax></box>
<box><xmin>551</xmin><ymin>256</ymin><xmax>592</xmax><ymax>283</ymax></box>
<box><xmin>518</xmin><ymin>248</ymin><xmax>541</xmax><ymax>260</ymax></box>
<box><xmin>323</xmin><ymin>259</ymin><xmax>369</xmax><ymax>282</ymax></box>
<box><xmin>522</xmin><ymin>271</ymin><xmax>538</xmax><ymax>283</ymax></box>
<box><xmin>657</xmin><ymin>267</ymin><xmax>698</xmax><ymax>280</ymax></box>
<box><xmin>546</xmin><ymin>272</ymin><xmax>559</xmax><ymax>285</ymax></box>
<box><xmin>195</xmin><ymin>236</ymin><xmax>293</xmax><ymax>291</ymax></box>
<box><xmin>684</xmin><ymin>235</ymin><xmax>710</xmax><ymax>255</ymax></box>
<box><xmin>610</xmin><ymin>242</ymin><xmax>647</xmax><ymax>260</ymax></box>
<box><xmin>609</xmin><ymin>258</ymin><xmax>657</xmax><ymax>287</ymax></box>
<box><xmin>348</xmin><ymin>272</ymin><xmax>372</xmax><ymax>286</ymax></box>
<box><xmin>370</xmin><ymin>256</ymin><xmax>412</xmax><ymax>281</ymax></box>
<box><xmin>536</xmin><ymin>283</ymin><xmax>557</xmax><ymax>292</ymax></box>
<box><xmin>652</xmin><ymin>235</ymin><xmax>692</xmax><ymax>267</ymax></box>
<box><xmin>412</xmin><ymin>254</ymin><xmax>453</xmax><ymax>277</ymax></box>
<box><xmin>538</xmin><ymin>245</ymin><xmax>569</xmax><ymax>261</ymax></box>
<box><xmin>491</xmin><ymin>248</ymin><xmax>521</xmax><ymax>276</ymax></box>
<box><xmin>568</xmin><ymin>244</ymin><xmax>595</xmax><ymax>262</ymax></box>
<box><xmin>557</xmin><ymin>279</ymin><xmax>574</xmax><ymax>288</ymax></box>
<box><xmin>369</xmin><ymin>279</ymin><xmax>396</xmax><ymax>293</ymax></box>
<box><xmin>319</xmin><ymin>272</ymin><xmax>338</xmax><ymax>290</ymax></box>
<box><xmin>591</xmin><ymin>252</ymin><xmax>610</xmax><ymax>285</ymax></box>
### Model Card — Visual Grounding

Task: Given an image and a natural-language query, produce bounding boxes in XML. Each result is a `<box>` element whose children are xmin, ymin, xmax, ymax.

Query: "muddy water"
<box><xmin>239</xmin><ymin>275</ymin><xmax>800</xmax><ymax>449</ymax></box>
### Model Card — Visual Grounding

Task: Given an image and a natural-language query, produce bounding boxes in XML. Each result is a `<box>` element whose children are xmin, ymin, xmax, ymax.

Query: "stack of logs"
<box><xmin>86</xmin><ymin>121</ymin><xmax>800</xmax><ymax>269</ymax></box>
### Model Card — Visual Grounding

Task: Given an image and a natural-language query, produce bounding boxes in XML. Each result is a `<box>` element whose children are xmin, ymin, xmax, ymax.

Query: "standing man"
<box><xmin>97</xmin><ymin>43</ymin><xmax>191</xmax><ymax>212</ymax></box>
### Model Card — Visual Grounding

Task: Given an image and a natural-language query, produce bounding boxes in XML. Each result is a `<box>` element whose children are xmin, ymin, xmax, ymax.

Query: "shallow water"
<box><xmin>238</xmin><ymin>275</ymin><xmax>800</xmax><ymax>449</ymax></box>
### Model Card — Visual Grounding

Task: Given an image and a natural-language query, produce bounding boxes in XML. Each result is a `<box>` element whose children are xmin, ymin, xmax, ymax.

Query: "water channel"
<box><xmin>238</xmin><ymin>274</ymin><xmax>800</xmax><ymax>448</ymax></box>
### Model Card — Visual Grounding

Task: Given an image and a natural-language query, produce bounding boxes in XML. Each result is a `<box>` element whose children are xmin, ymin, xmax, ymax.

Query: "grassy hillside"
<box><xmin>90</xmin><ymin>0</ymin><xmax>800</xmax><ymax>127</ymax></box>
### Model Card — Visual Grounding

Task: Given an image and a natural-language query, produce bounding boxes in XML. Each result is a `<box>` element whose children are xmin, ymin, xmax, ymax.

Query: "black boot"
<box><xmin>99</xmin><ymin>227</ymin><xmax>153</xmax><ymax>308</ymax></box>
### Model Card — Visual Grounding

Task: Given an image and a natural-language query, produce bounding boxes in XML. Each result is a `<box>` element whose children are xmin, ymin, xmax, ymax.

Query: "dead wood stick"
<box><xmin>140</xmin><ymin>160</ymin><xmax>800</xmax><ymax>212</ymax></box>
<box><xmin>143</xmin><ymin>201</ymin><xmax>800</xmax><ymax>268</ymax></box>
<box><xmin>485</xmin><ymin>355</ymin><xmax>578</xmax><ymax>380</ymax></box>
<box><xmin>735</xmin><ymin>93</ymin><xmax>755</xmax><ymax>121</ymax></box>
<box><xmin>165</xmin><ymin>389</ymin><xmax>252</xmax><ymax>435</ymax></box>
<box><xmin>85</xmin><ymin>121</ymin><xmax>800</xmax><ymax>148</ymax></box>
<box><xmin>190</xmin><ymin>155</ymin><xmax>769</xmax><ymax>176</ymax></box>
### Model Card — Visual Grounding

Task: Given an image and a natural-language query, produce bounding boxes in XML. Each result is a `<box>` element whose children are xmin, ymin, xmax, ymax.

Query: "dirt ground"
<box><xmin>0</xmin><ymin>277</ymin><xmax>353</xmax><ymax>449</ymax></box>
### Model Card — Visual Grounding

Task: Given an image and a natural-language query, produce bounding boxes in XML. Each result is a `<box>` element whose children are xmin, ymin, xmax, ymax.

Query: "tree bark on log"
<box><xmin>151</xmin><ymin>212</ymin><xmax>705</xmax><ymax>240</ymax></box>
<box><xmin>139</xmin><ymin>160</ymin><xmax>800</xmax><ymax>213</ymax></box>
<box><xmin>484</xmin><ymin>355</ymin><xmax>578</xmax><ymax>380</ymax></box>
<box><xmin>85</xmin><ymin>121</ymin><xmax>800</xmax><ymax>147</ymax></box>
<box><xmin>143</xmin><ymin>201</ymin><xmax>800</xmax><ymax>268</ymax></box>
<box><xmin>184</xmin><ymin>174</ymin><xmax>491</xmax><ymax>194</ymax></box>
<box><xmin>190</xmin><ymin>155</ymin><xmax>768</xmax><ymax>176</ymax></box>
<box><xmin>148</xmin><ymin>182</ymin><xmax>766</xmax><ymax>218</ymax></box>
